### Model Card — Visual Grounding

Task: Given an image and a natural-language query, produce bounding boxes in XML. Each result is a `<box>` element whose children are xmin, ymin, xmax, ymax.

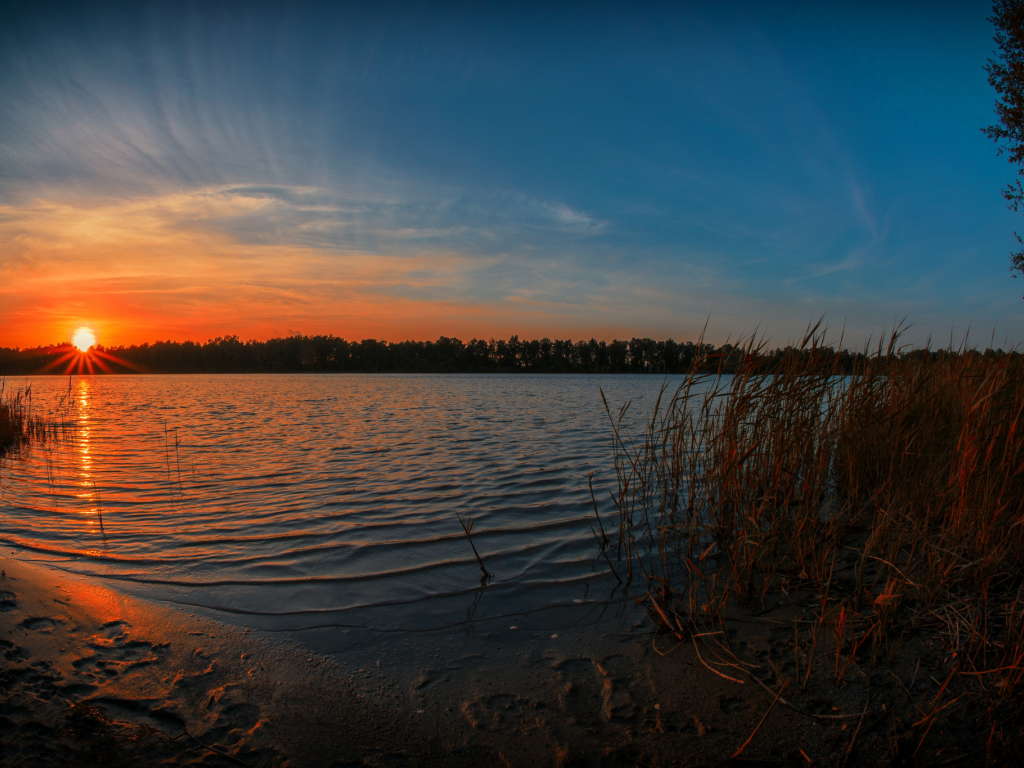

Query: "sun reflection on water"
<box><xmin>74</xmin><ymin>379</ymin><xmax>100</xmax><ymax>525</ymax></box>
<box><xmin>1</xmin><ymin>374</ymin><xmax>665</xmax><ymax>640</ymax></box>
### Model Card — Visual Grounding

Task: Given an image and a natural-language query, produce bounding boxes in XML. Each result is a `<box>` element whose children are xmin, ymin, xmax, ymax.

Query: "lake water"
<box><xmin>0</xmin><ymin>374</ymin><xmax>681</xmax><ymax>654</ymax></box>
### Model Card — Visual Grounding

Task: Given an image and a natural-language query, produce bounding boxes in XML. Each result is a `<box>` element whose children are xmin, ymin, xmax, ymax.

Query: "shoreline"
<box><xmin>0</xmin><ymin>555</ymin><xmax>941</xmax><ymax>767</ymax></box>
<box><xmin>0</xmin><ymin>556</ymin><xmax>452</xmax><ymax>766</ymax></box>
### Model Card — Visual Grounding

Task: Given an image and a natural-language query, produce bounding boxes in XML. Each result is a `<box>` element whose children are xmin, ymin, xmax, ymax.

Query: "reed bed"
<box><xmin>0</xmin><ymin>381</ymin><xmax>76</xmax><ymax>456</ymax></box>
<box><xmin>596</xmin><ymin>323</ymin><xmax>1024</xmax><ymax>757</ymax></box>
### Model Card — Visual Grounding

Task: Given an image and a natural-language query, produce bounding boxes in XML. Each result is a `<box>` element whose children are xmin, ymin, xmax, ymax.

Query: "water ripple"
<box><xmin>0</xmin><ymin>373</ymin><xmax>683</xmax><ymax>643</ymax></box>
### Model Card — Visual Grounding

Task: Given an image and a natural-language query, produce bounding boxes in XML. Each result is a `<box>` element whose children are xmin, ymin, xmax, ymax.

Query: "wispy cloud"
<box><xmin>0</xmin><ymin>3</ymin><xmax>1020</xmax><ymax>348</ymax></box>
<box><xmin>0</xmin><ymin>186</ymin><xmax>687</xmax><ymax>346</ymax></box>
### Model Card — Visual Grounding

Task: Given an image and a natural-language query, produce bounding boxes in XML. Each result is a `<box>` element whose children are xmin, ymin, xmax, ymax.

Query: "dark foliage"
<box><xmin>0</xmin><ymin>334</ymin><xmax>997</xmax><ymax>376</ymax></box>
<box><xmin>985</xmin><ymin>0</ymin><xmax>1024</xmax><ymax>279</ymax></box>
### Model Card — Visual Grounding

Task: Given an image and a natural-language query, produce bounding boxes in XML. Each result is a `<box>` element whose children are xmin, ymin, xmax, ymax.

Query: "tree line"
<box><xmin>0</xmin><ymin>334</ymin><xmax>1013</xmax><ymax>376</ymax></box>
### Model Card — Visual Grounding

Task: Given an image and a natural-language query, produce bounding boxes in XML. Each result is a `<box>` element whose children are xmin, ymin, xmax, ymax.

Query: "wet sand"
<box><xmin>0</xmin><ymin>555</ymin><xmax>997</xmax><ymax>767</ymax></box>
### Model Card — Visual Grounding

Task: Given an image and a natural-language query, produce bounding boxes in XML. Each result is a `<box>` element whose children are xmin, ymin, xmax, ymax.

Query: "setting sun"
<box><xmin>72</xmin><ymin>327</ymin><xmax>97</xmax><ymax>352</ymax></box>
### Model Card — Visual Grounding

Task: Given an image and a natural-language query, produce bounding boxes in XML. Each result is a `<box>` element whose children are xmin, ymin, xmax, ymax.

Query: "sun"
<box><xmin>41</xmin><ymin>327</ymin><xmax>133</xmax><ymax>375</ymax></box>
<box><xmin>72</xmin><ymin>327</ymin><xmax>97</xmax><ymax>352</ymax></box>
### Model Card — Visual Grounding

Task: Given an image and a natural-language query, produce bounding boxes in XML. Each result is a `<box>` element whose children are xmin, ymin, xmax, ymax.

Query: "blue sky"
<box><xmin>0</xmin><ymin>0</ymin><xmax>1018</xmax><ymax>348</ymax></box>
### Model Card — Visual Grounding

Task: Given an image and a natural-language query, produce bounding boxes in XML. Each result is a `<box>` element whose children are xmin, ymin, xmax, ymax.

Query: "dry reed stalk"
<box><xmin>731</xmin><ymin>678</ymin><xmax>789</xmax><ymax>760</ymax></box>
<box><xmin>0</xmin><ymin>383</ymin><xmax>73</xmax><ymax>456</ymax></box>
<box><xmin>594</xmin><ymin>322</ymin><xmax>1024</xmax><ymax>749</ymax></box>
<box><xmin>94</xmin><ymin>480</ymin><xmax>106</xmax><ymax>537</ymax></box>
<box><xmin>456</xmin><ymin>513</ymin><xmax>492</xmax><ymax>580</ymax></box>
<box><xmin>840</xmin><ymin>695</ymin><xmax>871</xmax><ymax>768</ymax></box>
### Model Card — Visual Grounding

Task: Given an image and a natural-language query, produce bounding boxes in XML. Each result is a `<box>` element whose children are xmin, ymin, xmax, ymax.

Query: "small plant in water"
<box><xmin>456</xmin><ymin>513</ymin><xmax>492</xmax><ymax>581</ymax></box>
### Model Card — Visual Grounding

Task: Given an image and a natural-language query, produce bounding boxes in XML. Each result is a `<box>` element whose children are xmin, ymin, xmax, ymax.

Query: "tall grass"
<box><xmin>598</xmin><ymin>323</ymin><xmax>1024</xmax><ymax>728</ymax></box>
<box><xmin>0</xmin><ymin>381</ymin><xmax>75</xmax><ymax>456</ymax></box>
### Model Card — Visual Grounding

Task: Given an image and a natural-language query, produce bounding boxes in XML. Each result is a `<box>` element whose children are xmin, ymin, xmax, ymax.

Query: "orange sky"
<box><xmin>5</xmin><ymin>4</ymin><xmax>1024</xmax><ymax>353</ymax></box>
<box><xmin>0</xmin><ymin>187</ymin><xmax>743</xmax><ymax>349</ymax></box>
<box><xmin>2</xmin><ymin>186</ymin><xmax>1007</xmax><ymax>352</ymax></box>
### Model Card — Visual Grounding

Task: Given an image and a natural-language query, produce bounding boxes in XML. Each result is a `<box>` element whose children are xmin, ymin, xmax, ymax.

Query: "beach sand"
<box><xmin>0</xmin><ymin>555</ymin><xmax>993</xmax><ymax>767</ymax></box>
<box><xmin>0</xmin><ymin>556</ymin><xmax>456</xmax><ymax>766</ymax></box>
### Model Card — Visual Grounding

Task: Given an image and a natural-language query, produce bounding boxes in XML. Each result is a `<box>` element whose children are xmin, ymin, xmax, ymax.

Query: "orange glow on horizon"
<box><xmin>0</xmin><ymin>188</ymin><xmax>700</xmax><ymax>349</ymax></box>
<box><xmin>36</xmin><ymin>341</ymin><xmax>145</xmax><ymax>376</ymax></box>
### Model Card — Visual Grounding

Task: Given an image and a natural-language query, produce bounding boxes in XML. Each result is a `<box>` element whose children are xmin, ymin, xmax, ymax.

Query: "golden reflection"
<box><xmin>74</xmin><ymin>379</ymin><xmax>100</xmax><ymax>526</ymax></box>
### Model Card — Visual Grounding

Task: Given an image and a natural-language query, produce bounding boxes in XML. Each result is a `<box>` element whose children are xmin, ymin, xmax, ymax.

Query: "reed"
<box><xmin>457</xmin><ymin>513</ymin><xmax>492</xmax><ymax>581</ymax></box>
<box><xmin>596</xmin><ymin>322</ymin><xmax>1024</xmax><ymax>752</ymax></box>
<box><xmin>0</xmin><ymin>382</ymin><xmax>72</xmax><ymax>456</ymax></box>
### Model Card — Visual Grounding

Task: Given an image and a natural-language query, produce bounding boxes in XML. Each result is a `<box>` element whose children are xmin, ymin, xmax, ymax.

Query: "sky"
<box><xmin>0</xmin><ymin>0</ymin><xmax>1020</xmax><ymax>349</ymax></box>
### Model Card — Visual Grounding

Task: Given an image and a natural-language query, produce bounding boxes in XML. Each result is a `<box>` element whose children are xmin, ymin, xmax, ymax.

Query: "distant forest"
<box><xmin>0</xmin><ymin>334</ymin><xmax>1012</xmax><ymax>376</ymax></box>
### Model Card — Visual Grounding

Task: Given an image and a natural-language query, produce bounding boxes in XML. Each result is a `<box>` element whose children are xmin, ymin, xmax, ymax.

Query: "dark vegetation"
<box><xmin>985</xmin><ymin>0</ymin><xmax>1024</xmax><ymax>280</ymax></box>
<box><xmin>0</xmin><ymin>383</ymin><xmax>72</xmax><ymax>456</ymax></box>
<box><xmin>1</xmin><ymin>333</ymin><xmax>1015</xmax><ymax>375</ymax></box>
<box><xmin>597</xmin><ymin>324</ymin><xmax>1024</xmax><ymax>762</ymax></box>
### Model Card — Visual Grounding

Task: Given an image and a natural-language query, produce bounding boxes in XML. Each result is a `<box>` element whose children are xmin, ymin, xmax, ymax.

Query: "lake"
<box><xmin>0</xmin><ymin>374</ymin><xmax>681</xmax><ymax>656</ymax></box>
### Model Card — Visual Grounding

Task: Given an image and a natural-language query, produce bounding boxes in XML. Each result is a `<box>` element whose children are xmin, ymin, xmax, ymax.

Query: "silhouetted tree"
<box><xmin>985</xmin><ymin>0</ymin><xmax>1024</xmax><ymax>283</ymax></box>
<box><xmin>0</xmin><ymin>333</ymin><xmax>900</xmax><ymax>376</ymax></box>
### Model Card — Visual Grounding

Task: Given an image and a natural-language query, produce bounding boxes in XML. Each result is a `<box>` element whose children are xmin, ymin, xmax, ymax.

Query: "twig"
<box><xmin>163</xmin><ymin>419</ymin><xmax>171</xmax><ymax>488</ymax></box>
<box><xmin>840</xmin><ymin>695</ymin><xmax>870</xmax><ymax>768</ymax></box>
<box><xmin>692</xmin><ymin>635</ymin><xmax>745</xmax><ymax>684</ymax></box>
<box><xmin>588</xmin><ymin>472</ymin><xmax>622</xmax><ymax>582</ymax></box>
<box><xmin>912</xmin><ymin>692</ymin><xmax>970</xmax><ymax>730</ymax></box>
<box><xmin>934</xmin><ymin>750</ymin><xmax>981</xmax><ymax>765</ymax></box>
<box><xmin>652</xmin><ymin>627</ymin><xmax>684</xmax><ymax>656</ymax></box>
<box><xmin>794</xmin><ymin>623</ymin><xmax>799</xmax><ymax>686</ymax></box>
<box><xmin>803</xmin><ymin>552</ymin><xmax>836</xmax><ymax>692</ymax></box>
<box><xmin>93</xmin><ymin>480</ymin><xmax>105</xmax><ymax>537</ymax></box>
<box><xmin>732</xmin><ymin>678</ymin><xmax>789</xmax><ymax>760</ymax></box>
<box><xmin>174</xmin><ymin>427</ymin><xmax>182</xmax><ymax>487</ymax></box>
<box><xmin>456</xmin><ymin>513</ymin><xmax>492</xmax><ymax>579</ymax></box>
<box><xmin>184</xmin><ymin>729</ymin><xmax>252</xmax><ymax>767</ymax></box>
<box><xmin>889</xmin><ymin>670</ymin><xmax>914</xmax><ymax>703</ymax></box>
<box><xmin>744</xmin><ymin>671</ymin><xmax>863</xmax><ymax>720</ymax></box>
<box><xmin>649</xmin><ymin>594</ymin><xmax>686</xmax><ymax>641</ymax></box>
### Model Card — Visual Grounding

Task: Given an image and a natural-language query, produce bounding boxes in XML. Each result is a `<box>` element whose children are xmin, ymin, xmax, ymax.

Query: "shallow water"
<box><xmin>1</xmin><ymin>374</ymin><xmax>683</xmax><ymax>652</ymax></box>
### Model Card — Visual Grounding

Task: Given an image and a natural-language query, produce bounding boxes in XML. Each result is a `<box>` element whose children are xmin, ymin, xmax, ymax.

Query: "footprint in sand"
<box><xmin>0</xmin><ymin>638</ymin><xmax>62</xmax><ymax>701</ymax></box>
<box><xmin>594</xmin><ymin>664</ymin><xmax>636</xmax><ymax>722</ymax></box>
<box><xmin>71</xmin><ymin>620</ymin><xmax>168</xmax><ymax>684</ymax></box>
<box><xmin>198</xmin><ymin>681</ymin><xmax>266</xmax><ymax>752</ymax></box>
<box><xmin>87</xmin><ymin>619</ymin><xmax>131</xmax><ymax>648</ymax></box>
<box><xmin>0</xmin><ymin>638</ymin><xmax>31</xmax><ymax>662</ymax></box>
<box><xmin>460</xmin><ymin>692</ymin><xmax>546</xmax><ymax>731</ymax></box>
<box><xmin>0</xmin><ymin>591</ymin><xmax>16</xmax><ymax>611</ymax></box>
<box><xmin>19</xmin><ymin>616</ymin><xmax>57</xmax><ymax>632</ymax></box>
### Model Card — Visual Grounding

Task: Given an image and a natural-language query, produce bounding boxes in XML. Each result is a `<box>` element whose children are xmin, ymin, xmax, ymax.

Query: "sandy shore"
<box><xmin>0</xmin><ymin>556</ymin><xmax>462</xmax><ymax>766</ymax></box>
<box><xmin>1</xmin><ymin>555</ymin><xmax>996</xmax><ymax>767</ymax></box>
